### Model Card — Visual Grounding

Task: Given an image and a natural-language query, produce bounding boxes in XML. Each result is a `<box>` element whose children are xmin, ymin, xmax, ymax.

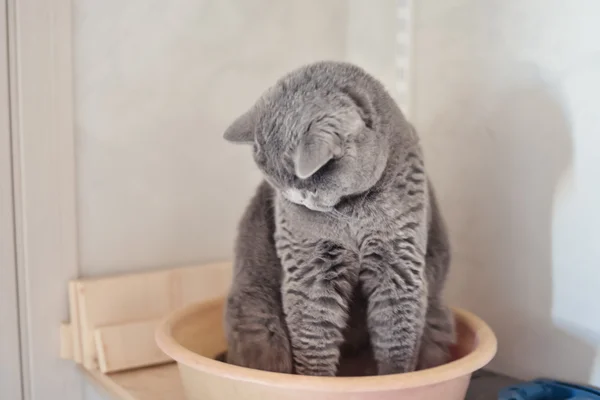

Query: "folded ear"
<box><xmin>223</xmin><ymin>110</ymin><xmax>255</xmax><ymax>144</ymax></box>
<box><xmin>294</xmin><ymin>131</ymin><xmax>342</xmax><ymax>179</ymax></box>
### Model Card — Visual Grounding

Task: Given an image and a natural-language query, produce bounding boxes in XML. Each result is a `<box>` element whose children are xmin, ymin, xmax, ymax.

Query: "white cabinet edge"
<box><xmin>7</xmin><ymin>0</ymin><xmax>83</xmax><ymax>399</ymax></box>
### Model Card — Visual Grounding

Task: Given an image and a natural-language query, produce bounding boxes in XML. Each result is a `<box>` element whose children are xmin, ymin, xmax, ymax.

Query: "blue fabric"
<box><xmin>498</xmin><ymin>379</ymin><xmax>600</xmax><ymax>400</ymax></box>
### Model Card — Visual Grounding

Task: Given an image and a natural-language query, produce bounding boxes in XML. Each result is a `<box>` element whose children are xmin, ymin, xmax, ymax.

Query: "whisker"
<box><xmin>328</xmin><ymin>208</ymin><xmax>352</xmax><ymax>223</ymax></box>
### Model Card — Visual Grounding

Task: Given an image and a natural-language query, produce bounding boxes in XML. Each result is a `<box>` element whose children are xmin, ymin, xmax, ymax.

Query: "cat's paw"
<box><xmin>375</xmin><ymin>356</ymin><xmax>418</xmax><ymax>375</ymax></box>
<box><xmin>293</xmin><ymin>359</ymin><xmax>338</xmax><ymax>376</ymax></box>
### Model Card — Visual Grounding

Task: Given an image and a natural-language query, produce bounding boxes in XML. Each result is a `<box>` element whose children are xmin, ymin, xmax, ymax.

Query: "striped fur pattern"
<box><xmin>223</xmin><ymin>62</ymin><xmax>455</xmax><ymax>376</ymax></box>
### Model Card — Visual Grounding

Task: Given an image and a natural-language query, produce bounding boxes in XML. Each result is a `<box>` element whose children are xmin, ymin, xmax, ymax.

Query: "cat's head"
<box><xmin>223</xmin><ymin>62</ymin><xmax>391</xmax><ymax>212</ymax></box>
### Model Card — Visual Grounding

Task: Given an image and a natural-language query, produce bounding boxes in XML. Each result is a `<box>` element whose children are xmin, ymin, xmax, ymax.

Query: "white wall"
<box><xmin>414</xmin><ymin>0</ymin><xmax>600</xmax><ymax>384</ymax></box>
<box><xmin>73</xmin><ymin>0</ymin><xmax>400</xmax><ymax>275</ymax></box>
<box><xmin>71</xmin><ymin>1</ymin><xmax>394</xmax><ymax>397</ymax></box>
<box><xmin>0</xmin><ymin>2</ymin><xmax>22</xmax><ymax>397</ymax></box>
<box><xmin>73</xmin><ymin>0</ymin><xmax>600</xmax><ymax>389</ymax></box>
<box><xmin>73</xmin><ymin>2</ymin><xmax>352</xmax><ymax>398</ymax></box>
<box><xmin>74</xmin><ymin>0</ymin><xmax>350</xmax><ymax>276</ymax></box>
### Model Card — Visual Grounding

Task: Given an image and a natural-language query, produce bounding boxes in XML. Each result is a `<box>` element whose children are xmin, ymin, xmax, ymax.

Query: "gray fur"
<box><xmin>224</xmin><ymin>182</ymin><xmax>293</xmax><ymax>372</ymax></box>
<box><xmin>224</xmin><ymin>61</ymin><xmax>455</xmax><ymax>376</ymax></box>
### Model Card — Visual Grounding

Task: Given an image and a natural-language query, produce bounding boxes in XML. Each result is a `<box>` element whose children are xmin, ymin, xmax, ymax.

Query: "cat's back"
<box><xmin>233</xmin><ymin>181</ymin><xmax>279</xmax><ymax>277</ymax></box>
<box><xmin>237</xmin><ymin>180</ymin><xmax>275</xmax><ymax>234</ymax></box>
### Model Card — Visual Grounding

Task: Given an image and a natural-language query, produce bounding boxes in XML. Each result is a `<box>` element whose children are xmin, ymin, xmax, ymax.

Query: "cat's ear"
<box><xmin>294</xmin><ymin>131</ymin><xmax>342</xmax><ymax>179</ymax></box>
<box><xmin>223</xmin><ymin>110</ymin><xmax>255</xmax><ymax>144</ymax></box>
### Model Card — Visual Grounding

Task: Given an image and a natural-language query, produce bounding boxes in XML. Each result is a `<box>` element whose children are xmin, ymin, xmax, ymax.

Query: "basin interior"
<box><xmin>168</xmin><ymin>297</ymin><xmax>478</xmax><ymax>376</ymax></box>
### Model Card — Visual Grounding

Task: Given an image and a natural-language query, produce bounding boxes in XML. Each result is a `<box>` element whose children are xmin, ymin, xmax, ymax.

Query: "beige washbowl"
<box><xmin>156</xmin><ymin>298</ymin><xmax>497</xmax><ymax>400</ymax></box>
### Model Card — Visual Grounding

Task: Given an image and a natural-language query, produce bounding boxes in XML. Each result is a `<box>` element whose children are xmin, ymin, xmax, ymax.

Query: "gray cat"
<box><xmin>223</xmin><ymin>61</ymin><xmax>455</xmax><ymax>376</ymax></box>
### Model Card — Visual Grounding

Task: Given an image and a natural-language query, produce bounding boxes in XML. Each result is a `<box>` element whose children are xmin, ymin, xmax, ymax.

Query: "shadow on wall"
<box><xmin>438</xmin><ymin>64</ymin><xmax>596</xmax><ymax>381</ymax></box>
<box><xmin>550</xmin><ymin>56</ymin><xmax>600</xmax><ymax>385</ymax></box>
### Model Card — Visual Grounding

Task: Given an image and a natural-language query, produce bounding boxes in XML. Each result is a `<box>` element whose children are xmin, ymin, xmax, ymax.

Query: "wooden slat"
<box><xmin>68</xmin><ymin>281</ymin><xmax>83</xmax><ymax>363</ymax></box>
<box><xmin>59</xmin><ymin>262</ymin><xmax>234</xmax><ymax>398</ymax></box>
<box><xmin>84</xmin><ymin>365</ymin><xmax>185</xmax><ymax>400</ymax></box>
<box><xmin>60</xmin><ymin>323</ymin><xmax>74</xmax><ymax>360</ymax></box>
<box><xmin>94</xmin><ymin>319</ymin><xmax>171</xmax><ymax>373</ymax></box>
<box><xmin>72</xmin><ymin>261</ymin><xmax>232</xmax><ymax>371</ymax></box>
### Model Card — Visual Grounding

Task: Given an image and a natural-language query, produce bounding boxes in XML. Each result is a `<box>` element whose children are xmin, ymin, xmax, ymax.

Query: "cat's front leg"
<box><xmin>225</xmin><ymin>289</ymin><xmax>293</xmax><ymax>373</ymax></box>
<box><xmin>359</xmin><ymin>237</ymin><xmax>427</xmax><ymax>375</ymax></box>
<box><xmin>417</xmin><ymin>299</ymin><xmax>455</xmax><ymax>369</ymax></box>
<box><xmin>281</xmin><ymin>240</ymin><xmax>358</xmax><ymax>376</ymax></box>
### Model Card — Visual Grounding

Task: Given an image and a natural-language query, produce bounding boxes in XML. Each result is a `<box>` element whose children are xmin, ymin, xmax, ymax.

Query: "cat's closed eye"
<box><xmin>309</xmin><ymin>158</ymin><xmax>337</xmax><ymax>182</ymax></box>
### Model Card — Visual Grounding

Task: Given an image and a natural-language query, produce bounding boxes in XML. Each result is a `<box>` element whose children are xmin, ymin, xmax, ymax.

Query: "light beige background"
<box><xmin>76</xmin><ymin>0</ymin><xmax>343</xmax><ymax>275</ymax></box>
<box><xmin>0</xmin><ymin>1</ymin><xmax>22</xmax><ymax>398</ymax></box>
<box><xmin>414</xmin><ymin>0</ymin><xmax>600</xmax><ymax>385</ymax></box>
<box><xmin>72</xmin><ymin>1</ymin><xmax>397</xmax><ymax>398</ymax></box>
<box><xmin>73</xmin><ymin>1</ymin><xmax>600</xmax><ymax>399</ymax></box>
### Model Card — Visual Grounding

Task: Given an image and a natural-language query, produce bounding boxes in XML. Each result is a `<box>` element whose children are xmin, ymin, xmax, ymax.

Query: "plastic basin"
<box><xmin>156</xmin><ymin>298</ymin><xmax>497</xmax><ymax>400</ymax></box>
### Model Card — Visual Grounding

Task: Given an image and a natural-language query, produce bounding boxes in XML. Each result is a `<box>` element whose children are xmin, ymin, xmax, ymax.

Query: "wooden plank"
<box><xmin>60</xmin><ymin>323</ymin><xmax>74</xmax><ymax>360</ymax></box>
<box><xmin>94</xmin><ymin>319</ymin><xmax>171</xmax><ymax>373</ymax></box>
<box><xmin>74</xmin><ymin>261</ymin><xmax>232</xmax><ymax>372</ymax></box>
<box><xmin>83</xmin><ymin>369</ymin><xmax>137</xmax><ymax>400</ymax></box>
<box><xmin>84</xmin><ymin>365</ymin><xmax>185</xmax><ymax>400</ymax></box>
<box><xmin>68</xmin><ymin>281</ymin><xmax>83</xmax><ymax>363</ymax></box>
<box><xmin>57</xmin><ymin>263</ymin><xmax>234</xmax><ymax>398</ymax></box>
